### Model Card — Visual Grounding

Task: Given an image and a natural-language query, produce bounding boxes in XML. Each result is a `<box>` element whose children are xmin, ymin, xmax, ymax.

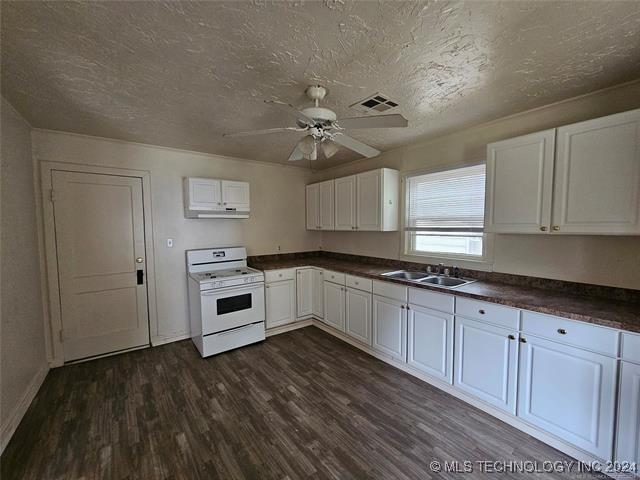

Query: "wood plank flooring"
<box><xmin>2</xmin><ymin>326</ymin><xmax>600</xmax><ymax>479</ymax></box>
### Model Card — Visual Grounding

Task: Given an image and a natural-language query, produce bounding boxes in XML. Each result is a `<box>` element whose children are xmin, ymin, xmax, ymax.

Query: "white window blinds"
<box><xmin>406</xmin><ymin>164</ymin><xmax>486</xmax><ymax>232</ymax></box>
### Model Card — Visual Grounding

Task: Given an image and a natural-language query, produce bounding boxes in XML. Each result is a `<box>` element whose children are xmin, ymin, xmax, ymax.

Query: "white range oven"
<box><xmin>186</xmin><ymin>247</ymin><xmax>265</xmax><ymax>357</ymax></box>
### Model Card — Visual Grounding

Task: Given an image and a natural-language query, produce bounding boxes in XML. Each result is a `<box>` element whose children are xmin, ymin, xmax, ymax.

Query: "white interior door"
<box><xmin>52</xmin><ymin>170</ymin><xmax>149</xmax><ymax>361</ymax></box>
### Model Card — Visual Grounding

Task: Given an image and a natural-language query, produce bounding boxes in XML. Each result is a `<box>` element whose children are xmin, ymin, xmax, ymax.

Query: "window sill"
<box><xmin>400</xmin><ymin>252</ymin><xmax>494</xmax><ymax>272</ymax></box>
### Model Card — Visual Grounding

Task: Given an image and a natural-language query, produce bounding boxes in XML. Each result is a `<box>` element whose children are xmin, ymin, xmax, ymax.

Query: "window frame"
<box><xmin>400</xmin><ymin>162</ymin><xmax>494</xmax><ymax>270</ymax></box>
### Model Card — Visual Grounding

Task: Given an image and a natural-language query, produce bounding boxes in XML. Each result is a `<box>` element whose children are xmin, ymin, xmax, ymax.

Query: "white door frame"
<box><xmin>39</xmin><ymin>161</ymin><xmax>158</xmax><ymax>367</ymax></box>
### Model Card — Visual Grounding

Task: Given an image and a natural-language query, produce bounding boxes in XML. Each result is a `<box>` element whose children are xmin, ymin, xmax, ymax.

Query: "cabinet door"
<box><xmin>372</xmin><ymin>295</ymin><xmax>406</xmax><ymax>361</ymax></box>
<box><xmin>312</xmin><ymin>269</ymin><xmax>324</xmax><ymax>319</ymax></box>
<box><xmin>553</xmin><ymin>109</ymin><xmax>640</xmax><ymax>234</ymax></box>
<box><xmin>322</xmin><ymin>281</ymin><xmax>345</xmax><ymax>331</ymax></box>
<box><xmin>345</xmin><ymin>287</ymin><xmax>372</xmax><ymax>345</ymax></box>
<box><xmin>188</xmin><ymin>178</ymin><xmax>222</xmax><ymax>210</ymax></box>
<box><xmin>616</xmin><ymin>361</ymin><xmax>640</xmax><ymax>465</ymax></box>
<box><xmin>306</xmin><ymin>184</ymin><xmax>320</xmax><ymax>230</ymax></box>
<box><xmin>408</xmin><ymin>305</ymin><xmax>453</xmax><ymax>383</ymax></box>
<box><xmin>319</xmin><ymin>180</ymin><xmax>335</xmax><ymax>230</ymax></box>
<box><xmin>357</xmin><ymin>170</ymin><xmax>382</xmax><ymax>231</ymax></box>
<box><xmin>485</xmin><ymin>130</ymin><xmax>555</xmax><ymax>233</ymax></box>
<box><xmin>454</xmin><ymin>317</ymin><xmax>518</xmax><ymax>414</ymax></box>
<box><xmin>220</xmin><ymin>180</ymin><xmax>250</xmax><ymax>211</ymax></box>
<box><xmin>265</xmin><ymin>280</ymin><xmax>296</xmax><ymax>329</ymax></box>
<box><xmin>296</xmin><ymin>268</ymin><xmax>313</xmax><ymax>318</ymax></box>
<box><xmin>335</xmin><ymin>175</ymin><xmax>357</xmax><ymax>230</ymax></box>
<box><xmin>518</xmin><ymin>335</ymin><xmax>617</xmax><ymax>459</ymax></box>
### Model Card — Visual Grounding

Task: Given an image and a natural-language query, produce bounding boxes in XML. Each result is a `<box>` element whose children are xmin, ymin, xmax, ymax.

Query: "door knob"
<box><xmin>136</xmin><ymin>257</ymin><xmax>144</xmax><ymax>263</ymax></box>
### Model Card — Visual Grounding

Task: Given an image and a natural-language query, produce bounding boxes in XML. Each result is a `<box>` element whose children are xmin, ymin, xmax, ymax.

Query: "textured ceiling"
<box><xmin>2</xmin><ymin>1</ymin><xmax>640</xmax><ymax>169</ymax></box>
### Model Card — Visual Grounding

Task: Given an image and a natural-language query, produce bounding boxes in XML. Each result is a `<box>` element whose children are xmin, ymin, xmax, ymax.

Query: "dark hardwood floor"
<box><xmin>2</xmin><ymin>326</ymin><xmax>600</xmax><ymax>480</ymax></box>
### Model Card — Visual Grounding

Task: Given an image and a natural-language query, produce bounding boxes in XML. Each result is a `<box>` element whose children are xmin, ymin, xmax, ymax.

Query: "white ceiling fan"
<box><xmin>222</xmin><ymin>85</ymin><xmax>408</xmax><ymax>161</ymax></box>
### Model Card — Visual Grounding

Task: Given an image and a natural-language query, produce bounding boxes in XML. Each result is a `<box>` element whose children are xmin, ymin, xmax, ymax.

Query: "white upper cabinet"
<box><xmin>319</xmin><ymin>180</ymin><xmax>335</xmax><ymax>230</ymax></box>
<box><xmin>334</xmin><ymin>175</ymin><xmax>357</xmax><ymax>230</ymax></box>
<box><xmin>220</xmin><ymin>180</ymin><xmax>250</xmax><ymax>211</ymax></box>
<box><xmin>306</xmin><ymin>183</ymin><xmax>320</xmax><ymax>230</ymax></box>
<box><xmin>485</xmin><ymin>109</ymin><xmax>640</xmax><ymax>235</ymax></box>
<box><xmin>553</xmin><ymin>109</ymin><xmax>640</xmax><ymax>234</ymax></box>
<box><xmin>518</xmin><ymin>334</ymin><xmax>617</xmax><ymax>459</ymax></box>
<box><xmin>307</xmin><ymin>168</ymin><xmax>399</xmax><ymax>232</ymax></box>
<box><xmin>357</xmin><ymin>168</ymin><xmax>399</xmax><ymax>231</ymax></box>
<box><xmin>486</xmin><ymin>130</ymin><xmax>555</xmax><ymax>233</ymax></box>
<box><xmin>184</xmin><ymin>177</ymin><xmax>249</xmax><ymax>218</ymax></box>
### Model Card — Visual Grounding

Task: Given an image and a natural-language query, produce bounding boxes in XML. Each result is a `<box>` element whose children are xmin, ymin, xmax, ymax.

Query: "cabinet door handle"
<box><xmin>520</xmin><ymin>337</ymin><xmax>527</xmax><ymax>343</ymax></box>
<box><xmin>540</xmin><ymin>226</ymin><xmax>547</xmax><ymax>232</ymax></box>
<box><xmin>406</xmin><ymin>305</ymin><xmax>410</xmax><ymax>311</ymax></box>
<box><xmin>557</xmin><ymin>328</ymin><xmax>567</xmax><ymax>335</ymax></box>
<box><xmin>508</xmin><ymin>334</ymin><xmax>515</xmax><ymax>340</ymax></box>
<box><xmin>401</xmin><ymin>305</ymin><xmax>405</xmax><ymax>309</ymax></box>
<box><xmin>552</xmin><ymin>226</ymin><xmax>560</xmax><ymax>231</ymax></box>
<box><xmin>478</xmin><ymin>309</ymin><xmax>485</xmax><ymax>315</ymax></box>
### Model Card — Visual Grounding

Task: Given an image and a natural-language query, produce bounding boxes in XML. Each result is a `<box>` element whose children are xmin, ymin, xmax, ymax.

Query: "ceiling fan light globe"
<box><xmin>299</xmin><ymin>135</ymin><xmax>316</xmax><ymax>156</ymax></box>
<box><xmin>322</xmin><ymin>141</ymin><xmax>339</xmax><ymax>159</ymax></box>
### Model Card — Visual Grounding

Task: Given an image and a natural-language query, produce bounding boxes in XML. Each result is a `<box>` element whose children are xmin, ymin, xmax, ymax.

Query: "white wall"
<box><xmin>31</xmin><ymin>130</ymin><xmax>320</xmax><ymax>347</ymax></box>
<box><xmin>312</xmin><ymin>81</ymin><xmax>640</xmax><ymax>290</ymax></box>
<box><xmin>1</xmin><ymin>98</ymin><xmax>48</xmax><ymax>452</ymax></box>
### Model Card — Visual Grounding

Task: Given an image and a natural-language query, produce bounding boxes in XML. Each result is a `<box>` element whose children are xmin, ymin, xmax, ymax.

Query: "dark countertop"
<box><xmin>249</xmin><ymin>256</ymin><xmax>640</xmax><ymax>334</ymax></box>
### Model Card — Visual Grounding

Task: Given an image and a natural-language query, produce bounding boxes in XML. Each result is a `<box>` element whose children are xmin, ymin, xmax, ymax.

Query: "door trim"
<box><xmin>39</xmin><ymin>161</ymin><xmax>158</xmax><ymax>367</ymax></box>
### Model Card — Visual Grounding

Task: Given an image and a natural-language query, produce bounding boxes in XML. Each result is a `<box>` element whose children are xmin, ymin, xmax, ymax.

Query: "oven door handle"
<box><xmin>201</xmin><ymin>283</ymin><xmax>264</xmax><ymax>296</ymax></box>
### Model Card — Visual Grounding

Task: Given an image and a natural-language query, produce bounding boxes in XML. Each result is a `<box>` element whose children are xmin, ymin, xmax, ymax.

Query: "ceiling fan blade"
<box><xmin>288</xmin><ymin>141</ymin><xmax>305</xmax><ymax>161</ymax></box>
<box><xmin>265</xmin><ymin>100</ymin><xmax>315</xmax><ymax>126</ymax></box>
<box><xmin>335</xmin><ymin>114</ymin><xmax>408</xmax><ymax>129</ymax></box>
<box><xmin>332</xmin><ymin>133</ymin><xmax>380</xmax><ymax>158</ymax></box>
<box><xmin>223</xmin><ymin>127</ymin><xmax>306</xmax><ymax>138</ymax></box>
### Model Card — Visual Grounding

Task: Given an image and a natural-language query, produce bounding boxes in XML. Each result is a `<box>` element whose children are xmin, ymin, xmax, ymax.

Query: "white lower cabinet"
<box><xmin>517</xmin><ymin>334</ymin><xmax>617</xmax><ymax>459</ymax></box>
<box><xmin>345</xmin><ymin>287</ymin><xmax>372</xmax><ymax>345</ymax></box>
<box><xmin>312</xmin><ymin>268</ymin><xmax>324</xmax><ymax>319</ymax></box>
<box><xmin>616</xmin><ymin>361</ymin><xmax>640</xmax><ymax>465</ymax></box>
<box><xmin>323</xmin><ymin>281</ymin><xmax>345</xmax><ymax>331</ymax></box>
<box><xmin>296</xmin><ymin>268</ymin><xmax>313</xmax><ymax>318</ymax></box>
<box><xmin>454</xmin><ymin>316</ymin><xmax>518</xmax><ymax>414</ymax></box>
<box><xmin>372</xmin><ymin>295</ymin><xmax>407</xmax><ymax>361</ymax></box>
<box><xmin>408</xmin><ymin>305</ymin><xmax>453</xmax><ymax>384</ymax></box>
<box><xmin>265</xmin><ymin>280</ymin><xmax>296</xmax><ymax>329</ymax></box>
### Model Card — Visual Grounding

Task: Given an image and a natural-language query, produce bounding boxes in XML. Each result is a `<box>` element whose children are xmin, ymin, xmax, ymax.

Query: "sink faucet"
<box><xmin>437</xmin><ymin>263</ymin><xmax>445</xmax><ymax>275</ymax></box>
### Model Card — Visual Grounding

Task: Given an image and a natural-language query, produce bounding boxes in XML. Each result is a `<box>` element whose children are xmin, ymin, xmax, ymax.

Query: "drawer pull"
<box><xmin>508</xmin><ymin>334</ymin><xmax>515</xmax><ymax>340</ymax></box>
<box><xmin>478</xmin><ymin>309</ymin><xmax>485</xmax><ymax>315</ymax></box>
<box><xmin>557</xmin><ymin>328</ymin><xmax>567</xmax><ymax>335</ymax></box>
<box><xmin>520</xmin><ymin>337</ymin><xmax>527</xmax><ymax>343</ymax></box>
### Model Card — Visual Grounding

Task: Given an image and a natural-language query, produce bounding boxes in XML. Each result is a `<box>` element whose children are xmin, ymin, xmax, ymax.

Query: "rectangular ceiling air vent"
<box><xmin>350</xmin><ymin>92</ymin><xmax>399</xmax><ymax>113</ymax></box>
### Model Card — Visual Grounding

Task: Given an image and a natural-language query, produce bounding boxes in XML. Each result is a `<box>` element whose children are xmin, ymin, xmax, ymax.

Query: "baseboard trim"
<box><xmin>266</xmin><ymin>319</ymin><xmax>313</xmax><ymax>337</ymax></box>
<box><xmin>0</xmin><ymin>364</ymin><xmax>49</xmax><ymax>455</ymax></box>
<box><xmin>310</xmin><ymin>319</ymin><xmax>618</xmax><ymax>475</ymax></box>
<box><xmin>151</xmin><ymin>333</ymin><xmax>191</xmax><ymax>347</ymax></box>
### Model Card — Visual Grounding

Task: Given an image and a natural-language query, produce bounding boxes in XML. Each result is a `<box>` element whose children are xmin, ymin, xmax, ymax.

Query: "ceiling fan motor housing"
<box><xmin>299</xmin><ymin>107</ymin><xmax>337</xmax><ymax>127</ymax></box>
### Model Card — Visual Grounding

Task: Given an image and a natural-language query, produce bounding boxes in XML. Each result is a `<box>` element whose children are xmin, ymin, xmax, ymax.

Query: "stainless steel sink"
<box><xmin>380</xmin><ymin>270</ymin><xmax>476</xmax><ymax>289</ymax></box>
<box><xmin>419</xmin><ymin>276</ymin><xmax>474</xmax><ymax>288</ymax></box>
<box><xmin>380</xmin><ymin>270</ymin><xmax>431</xmax><ymax>281</ymax></box>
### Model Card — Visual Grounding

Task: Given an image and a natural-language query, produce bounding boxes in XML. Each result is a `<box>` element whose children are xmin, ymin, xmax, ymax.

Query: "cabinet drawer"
<box><xmin>521</xmin><ymin>311</ymin><xmax>619</xmax><ymax>357</ymax></box>
<box><xmin>373</xmin><ymin>280</ymin><xmax>407</xmax><ymax>302</ymax></box>
<box><xmin>323</xmin><ymin>270</ymin><xmax>346</xmax><ymax>285</ymax></box>
<box><xmin>345</xmin><ymin>274</ymin><xmax>372</xmax><ymax>292</ymax></box>
<box><xmin>455</xmin><ymin>297</ymin><xmax>519</xmax><ymax>330</ymax></box>
<box><xmin>265</xmin><ymin>268</ymin><xmax>296</xmax><ymax>283</ymax></box>
<box><xmin>620</xmin><ymin>332</ymin><xmax>640</xmax><ymax>363</ymax></box>
<box><xmin>408</xmin><ymin>288</ymin><xmax>454</xmax><ymax>314</ymax></box>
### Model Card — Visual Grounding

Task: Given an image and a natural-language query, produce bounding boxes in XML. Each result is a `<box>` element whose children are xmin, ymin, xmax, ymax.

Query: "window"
<box><xmin>405</xmin><ymin>164</ymin><xmax>486</xmax><ymax>259</ymax></box>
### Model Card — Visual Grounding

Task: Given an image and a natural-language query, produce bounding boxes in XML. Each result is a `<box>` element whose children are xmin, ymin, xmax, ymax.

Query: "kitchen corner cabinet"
<box><xmin>296</xmin><ymin>268</ymin><xmax>313</xmax><ymax>318</ymax></box>
<box><xmin>616</xmin><ymin>361</ymin><xmax>640</xmax><ymax>466</ymax></box>
<box><xmin>372</xmin><ymin>295</ymin><xmax>407</xmax><ymax>361</ymax></box>
<box><xmin>265</xmin><ymin>279</ymin><xmax>296</xmax><ymax>329</ymax></box>
<box><xmin>307</xmin><ymin>168</ymin><xmax>399</xmax><ymax>232</ymax></box>
<box><xmin>517</xmin><ymin>334</ymin><xmax>617</xmax><ymax>459</ymax></box>
<box><xmin>454</xmin><ymin>316</ymin><xmax>518</xmax><ymax>414</ymax></box>
<box><xmin>306</xmin><ymin>180</ymin><xmax>334</xmax><ymax>230</ymax></box>
<box><xmin>485</xmin><ymin>108</ymin><xmax>640</xmax><ymax>235</ymax></box>
<box><xmin>323</xmin><ymin>281</ymin><xmax>345</xmax><ymax>331</ymax></box>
